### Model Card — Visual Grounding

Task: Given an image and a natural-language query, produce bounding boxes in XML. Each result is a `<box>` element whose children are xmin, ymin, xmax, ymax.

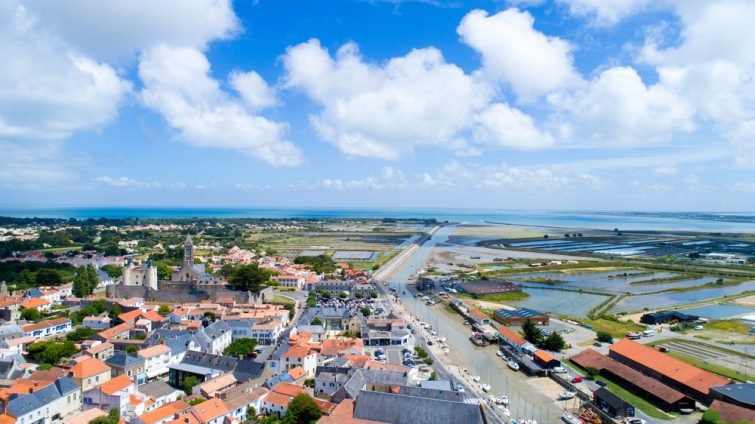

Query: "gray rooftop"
<box><xmin>353</xmin><ymin>388</ymin><xmax>486</xmax><ymax>424</ymax></box>
<box><xmin>710</xmin><ymin>384</ymin><xmax>755</xmax><ymax>407</ymax></box>
<box><xmin>105</xmin><ymin>353</ymin><xmax>145</xmax><ymax>368</ymax></box>
<box><xmin>138</xmin><ymin>380</ymin><xmax>178</xmax><ymax>399</ymax></box>
<box><xmin>7</xmin><ymin>377</ymin><xmax>78</xmax><ymax>418</ymax></box>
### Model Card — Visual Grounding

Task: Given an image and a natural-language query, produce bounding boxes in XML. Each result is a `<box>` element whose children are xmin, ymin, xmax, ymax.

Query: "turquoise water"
<box><xmin>610</xmin><ymin>281</ymin><xmax>755</xmax><ymax>313</ymax></box>
<box><xmin>677</xmin><ymin>304</ymin><xmax>755</xmax><ymax>319</ymax></box>
<box><xmin>3</xmin><ymin>207</ymin><xmax>755</xmax><ymax>232</ymax></box>
<box><xmin>506</xmin><ymin>287</ymin><xmax>610</xmax><ymax>318</ymax></box>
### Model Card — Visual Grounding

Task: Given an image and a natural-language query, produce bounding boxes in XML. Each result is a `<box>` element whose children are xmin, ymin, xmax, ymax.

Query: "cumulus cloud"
<box><xmin>282</xmin><ymin>39</ymin><xmax>494</xmax><ymax>159</ymax></box>
<box><xmin>548</xmin><ymin>66</ymin><xmax>695</xmax><ymax>147</ymax></box>
<box><xmin>556</xmin><ymin>0</ymin><xmax>657</xmax><ymax>24</ymax></box>
<box><xmin>639</xmin><ymin>0</ymin><xmax>755</xmax><ymax>166</ymax></box>
<box><xmin>21</xmin><ymin>0</ymin><xmax>240</xmax><ymax>62</ymax></box>
<box><xmin>0</xmin><ymin>1</ymin><xmax>131</xmax><ymax>141</ymax></box>
<box><xmin>139</xmin><ymin>45</ymin><xmax>302</xmax><ymax>167</ymax></box>
<box><xmin>457</xmin><ymin>8</ymin><xmax>579</xmax><ymax>101</ymax></box>
<box><xmin>282</xmin><ymin>38</ymin><xmax>554</xmax><ymax>158</ymax></box>
<box><xmin>474</xmin><ymin>103</ymin><xmax>554</xmax><ymax>149</ymax></box>
<box><xmin>230</xmin><ymin>70</ymin><xmax>278</xmax><ymax>111</ymax></box>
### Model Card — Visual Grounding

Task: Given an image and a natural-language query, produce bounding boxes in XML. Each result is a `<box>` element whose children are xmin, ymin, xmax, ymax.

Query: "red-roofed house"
<box><xmin>83</xmin><ymin>374</ymin><xmax>137</xmax><ymax>418</ymax></box>
<box><xmin>280</xmin><ymin>345</ymin><xmax>318</xmax><ymax>377</ymax></box>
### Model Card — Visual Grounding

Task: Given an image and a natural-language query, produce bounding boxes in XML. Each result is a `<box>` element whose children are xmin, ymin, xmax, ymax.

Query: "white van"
<box><xmin>642</xmin><ymin>328</ymin><xmax>655</xmax><ymax>337</ymax></box>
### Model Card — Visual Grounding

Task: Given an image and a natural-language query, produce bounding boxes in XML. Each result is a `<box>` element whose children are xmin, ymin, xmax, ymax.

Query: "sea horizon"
<box><xmin>2</xmin><ymin>206</ymin><xmax>755</xmax><ymax>233</ymax></box>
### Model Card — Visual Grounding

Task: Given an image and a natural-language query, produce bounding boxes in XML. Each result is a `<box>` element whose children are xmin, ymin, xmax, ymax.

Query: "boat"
<box><xmin>439</xmin><ymin>336</ymin><xmax>447</xmax><ymax>343</ymax></box>
<box><xmin>496</xmin><ymin>350</ymin><xmax>503</xmax><ymax>357</ymax></box>
<box><xmin>442</xmin><ymin>348</ymin><xmax>450</xmax><ymax>354</ymax></box>
<box><xmin>561</xmin><ymin>411</ymin><xmax>583</xmax><ymax>424</ymax></box>
<box><xmin>497</xmin><ymin>395</ymin><xmax>508</xmax><ymax>405</ymax></box>
<box><xmin>463</xmin><ymin>368</ymin><xmax>469</xmax><ymax>374</ymax></box>
<box><xmin>559</xmin><ymin>390</ymin><xmax>576</xmax><ymax>400</ymax></box>
<box><xmin>481</xmin><ymin>383</ymin><xmax>491</xmax><ymax>392</ymax></box>
<box><xmin>472</xmin><ymin>375</ymin><xmax>481</xmax><ymax>382</ymax></box>
<box><xmin>507</xmin><ymin>360</ymin><xmax>520</xmax><ymax>371</ymax></box>
<box><xmin>499</xmin><ymin>406</ymin><xmax>510</xmax><ymax>416</ymax></box>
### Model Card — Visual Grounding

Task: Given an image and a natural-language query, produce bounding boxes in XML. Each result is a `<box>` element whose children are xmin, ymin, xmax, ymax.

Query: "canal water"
<box><xmin>385</xmin><ymin>225</ymin><xmax>563</xmax><ymax>422</ymax></box>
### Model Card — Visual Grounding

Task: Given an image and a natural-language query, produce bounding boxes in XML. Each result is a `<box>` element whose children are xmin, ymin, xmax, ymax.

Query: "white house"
<box><xmin>225</xmin><ymin>388</ymin><xmax>269</xmax><ymax>421</ymax></box>
<box><xmin>83</xmin><ymin>316</ymin><xmax>112</xmax><ymax>330</ymax></box>
<box><xmin>195</xmin><ymin>321</ymin><xmax>232</xmax><ymax>355</ymax></box>
<box><xmin>271</xmin><ymin>274</ymin><xmax>305</xmax><ymax>290</ymax></box>
<box><xmin>21</xmin><ymin>318</ymin><xmax>72</xmax><ymax>340</ymax></box>
<box><xmin>280</xmin><ymin>346</ymin><xmax>318</xmax><ymax>377</ymax></box>
<box><xmin>137</xmin><ymin>344</ymin><xmax>172</xmax><ymax>380</ymax></box>
<box><xmin>83</xmin><ymin>375</ymin><xmax>137</xmax><ymax>418</ymax></box>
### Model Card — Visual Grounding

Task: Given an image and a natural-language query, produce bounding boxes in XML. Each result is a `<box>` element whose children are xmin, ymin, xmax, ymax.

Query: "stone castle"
<box><xmin>109</xmin><ymin>235</ymin><xmax>271</xmax><ymax>303</ymax></box>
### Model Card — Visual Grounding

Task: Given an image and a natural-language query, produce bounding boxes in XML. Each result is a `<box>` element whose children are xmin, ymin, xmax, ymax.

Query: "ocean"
<box><xmin>1</xmin><ymin>207</ymin><xmax>755</xmax><ymax>232</ymax></box>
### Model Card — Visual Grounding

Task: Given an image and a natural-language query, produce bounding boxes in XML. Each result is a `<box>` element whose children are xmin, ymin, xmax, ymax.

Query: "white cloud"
<box><xmin>0</xmin><ymin>1</ymin><xmax>131</xmax><ymax>141</ymax></box>
<box><xmin>282</xmin><ymin>38</ymin><xmax>554</xmax><ymax>158</ymax></box>
<box><xmin>282</xmin><ymin>39</ymin><xmax>492</xmax><ymax>159</ymax></box>
<box><xmin>639</xmin><ymin>0</ymin><xmax>755</xmax><ymax>166</ymax></box>
<box><xmin>230</xmin><ymin>71</ymin><xmax>277</xmax><ymax>111</ymax></box>
<box><xmin>557</xmin><ymin>0</ymin><xmax>656</xmax><ymax>24</ymax></box>
<box><xmin>139</xmin><ymin>45</ymin><xmax>302</xmax><ymax>167</ymax></box>
<box><xmin>548</xmin><ymin>66</ymin><xmax>694</xmax><ymax>147</ymax></box>
<box><xmin>95</xmin><ymin>176</ymin><xmax>186</xmax><ymax>189</ymax></box>
<box><xmin>473</xmin><ymin>103</ymin><xmax>554</xmax><ymax>149</ymax></box>
<box><xmin>21</xmin><ymin>0</ymin><xmax>239</xmax><ymax>62</ymax></box>
<box><xmin>457</xmin><ymin>8</ymin><xmax>579</xmax><ymax>101</ymax></box>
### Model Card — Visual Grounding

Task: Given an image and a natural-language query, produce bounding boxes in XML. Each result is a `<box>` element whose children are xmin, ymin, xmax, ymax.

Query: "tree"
<box><xmin>126</xmin><ymin>345</ymin><xmax>138</xmax><ymax>354</ymax></box>
<box><xmin>244</xmin><ymin>406</ymin><xmax>257</xmax><ymax>424</ymax></box>
<box><xmin>294</xmin><ymin>255</ymin><xmax>336</xmax><ymax>274</ymax></box>
<box><xmin>354</xmin><ymin>292</ymin><xmax>363</xmax><ymax>299</ymax></box>
<box><xmin>73</xmin><ymin>270</ymin><xmax>90</xmax><ymax>298</ymax></box>
<box><xmin>109</xmin><ymin>303</ymin><xmax>122</xmax><ymax>319</ymax></box>
<box><xmin>156</xmin><ymin>262</ymin><xmax>174</xmax><ymax>280</ymax></box>
<box><xmin>303</xmin><ymin>378</ymin><xmax>315</xmax><ymax>388</ymax></box>
<box><xmin>310</xmin><ymin>317</ymin><xmax>323</xmax><ymax>326</ymax></box>
<box><xmin>86</xmin><ymin>264</ymin><xmax>99</xmax><ymax>292</ymax></box>
<box><xmin>89</xmin><ymin>408</ymin><xmax>119</xmax><ymax>424</ymax></box>
<box><xmin>35</xmin><ymin>268</ymin><xmax>63</xmax><ymax>286</ymax></box>
<box><xmin>21</xmin><ymin>307</ymin><xmax>40</xmax><ymax>322</ymax></box>
<box><xmin>66</xmin><ymin>327</ymin><xmax>97</xmax><ymax>342</ymax></box>
<box><xmin>223</xmin><ymin>338</ymin><xmax>258</xmax><ymax>358</ymax></box>
<box><xmin>204</xmin><ymin>311</ymin><xmax>217</xmax><ymax>322</ymax></box>
<box><xmin>282</xmin><ymin>393</ymin><xmax>322</xmax><ymax>424</ymax></box>
<box><xmin>189</xmin><ymin>398</ymin><xmax>206</xmax><ymax>406</ymax></box>
<box><xmin>584</xmin><ymin>367</ymin><xmax>599</xmax><ymax>380</ymax></box>
<box><xmin>158</xmin><ymin>304</ymin><xmax>171</xmax><ymax>316</ymax></box>
<box><xmin>370</xmin><ymin>291</ymin><xmax>378</xmax><ymax>299</ymax></box>
<box><xmin>521</xmin><ymin>319</ymin><xmax>543</xmax><ymax>345</ymax></box>
<box><xmin>183</xmin><ymin>375</ymin><xmax>200</xmax><ymax>396</ymax></box>
<box><xmin>360</xmin><ymin>306</ymin><xmax>371</xmax><ymax>317</ymax></box>
<box><xmin>541</xmin><ymin>331</ymin><xmax>566</xmax><ymax>352</ymax></box>
<box><xmin>100</xmin><ymin>264</ymin><xmax>122</xmax><ymax>278</ymax></box>
<box><xmin>29</xmin><ymin>340</ymin><xmax>77</xmax><ymax>364</ymax></box>
<box><xmin>229</xmin><ymin>265</ymin><xmax>270</xmax><ymax>292</ymax></box>
<box><xmin>596</xmin><ymin>331</ymin><xmax>613</xmax><ymax>343</ymax></box>
<box><xmin>699</xmin><ymin>408</ymin><xmax>720</xmax><ymax>424</ymax></box>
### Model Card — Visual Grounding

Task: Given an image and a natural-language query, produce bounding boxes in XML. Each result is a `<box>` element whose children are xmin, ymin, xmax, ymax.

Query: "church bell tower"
<box><xmin>184</xmin><ymin>235</ymin><xmax>194</xmax><ymax>265</ymax></box>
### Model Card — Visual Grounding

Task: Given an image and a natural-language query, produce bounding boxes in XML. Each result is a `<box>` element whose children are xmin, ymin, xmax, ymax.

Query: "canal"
<box><xmin>384</xmin><ymin>225</ymin><xmax>564</xmax><ymax>423</ymax></box>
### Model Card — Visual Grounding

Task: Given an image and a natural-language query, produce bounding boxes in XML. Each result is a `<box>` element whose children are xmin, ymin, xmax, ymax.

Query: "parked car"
<box><xmin>552</xmin><ymin>367</ymin><xmax>568</xmax><ymax>374</ymax></box>
<box><xmin>623</xmin><ymin>418</ymin><xmax>646</xmax><ymax>424</ymax></box>
<box><xmin>595</xmin><ymin>380</ymin><xmax>607</xmax><ymax>387</ymax></box>
<box><xmin>593</xmin><ymin>342</ymin><xmax>602</xmax><ymax>347</ymax></box>
<box><xmin>694</xmin><ymin>325</ymin><xmax>704</xmax><ymax>330</ymax></box>
<box><xmin>570</xmin><ymin>376</ymin><xmax>583</xmax><ymax>383</ymax></box>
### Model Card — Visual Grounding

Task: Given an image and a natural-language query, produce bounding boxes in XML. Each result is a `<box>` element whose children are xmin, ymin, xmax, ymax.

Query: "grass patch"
<box><xmin>272</xmin><ymin>294</ymin><xmax>295</xmax><ymax>306</ymax></box>
<box><xmin>562</xmin><ymin>360</ymin><xmax>675</xmax><ymax>420</ymax></box>
<box><xmin>584</xmin><ymin>319</ymin><xmax>645</xmax><ymax>339</ymax></box>
<box><xmin>662</xmin><ymin>351</ymin><xmax>747</xmax><ymax>382</ymax></box>
<box><xmin>457</xmin><ymin>291</ymin><xmax>529</xmax><ymax>303</ymax></box>
<box><xmin>704</xmin><ymin>319</ymin><xmax>751</xmax><ymax>333</ymax></box>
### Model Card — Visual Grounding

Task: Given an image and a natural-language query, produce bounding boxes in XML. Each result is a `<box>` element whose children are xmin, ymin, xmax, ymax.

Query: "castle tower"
<box><xmin>184</xmin><ymin>235</ymin><xmax>194</xmax><ymax>265</ymax></box>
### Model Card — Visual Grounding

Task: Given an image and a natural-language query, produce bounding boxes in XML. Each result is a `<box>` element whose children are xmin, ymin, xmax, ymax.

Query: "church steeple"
<box><xmin>184</xmin><ymin>235</ymin><xmax>194</xmax><ymax>264</ymax></box>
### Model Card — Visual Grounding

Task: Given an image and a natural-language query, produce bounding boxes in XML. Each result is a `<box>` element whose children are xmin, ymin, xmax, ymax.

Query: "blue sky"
<box><xmin>1</xmin><ymin>0</ymin><xmax>754</xmax><ymax>211</ymax></box>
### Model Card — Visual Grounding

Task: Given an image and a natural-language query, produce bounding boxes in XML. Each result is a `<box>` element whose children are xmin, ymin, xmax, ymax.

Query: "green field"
<box><xmin>457</xmin><ymin>291</ymin><xmax>530</xmax><ymax>303</ymax></box>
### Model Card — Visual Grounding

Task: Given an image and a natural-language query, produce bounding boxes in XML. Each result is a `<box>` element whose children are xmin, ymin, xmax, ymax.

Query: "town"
<box><xmin>0</xmin><ymin>216</ymin><xmax>752</xmax><ymax>424</ymax></box>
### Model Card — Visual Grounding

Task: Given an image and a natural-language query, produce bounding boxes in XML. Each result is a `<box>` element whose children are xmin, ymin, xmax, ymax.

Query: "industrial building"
<box><xmin>493</xmin><ymin>308</ymin><xmax>549</xmax><ymax>326</ymax></box>
<box><xmin>608</xmin><ymin>339</ymin><xmax>730</xmax><ymax>404</ymax></box>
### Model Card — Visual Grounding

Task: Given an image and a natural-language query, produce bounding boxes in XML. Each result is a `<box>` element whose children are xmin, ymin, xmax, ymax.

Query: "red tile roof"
<box><xmin>70</xmin><ymin>358</ymin><xmax>111</xmax><ymax>379</ymax></box>
<box><xmin>496</xmin><ymin>326</ymin><xmax>526</xmax><ymax>346</ymax></box>
<box><xmin>609</xmin><ymin>339</ymin><xmax>730</xmax><ymax>395</ymax></box>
